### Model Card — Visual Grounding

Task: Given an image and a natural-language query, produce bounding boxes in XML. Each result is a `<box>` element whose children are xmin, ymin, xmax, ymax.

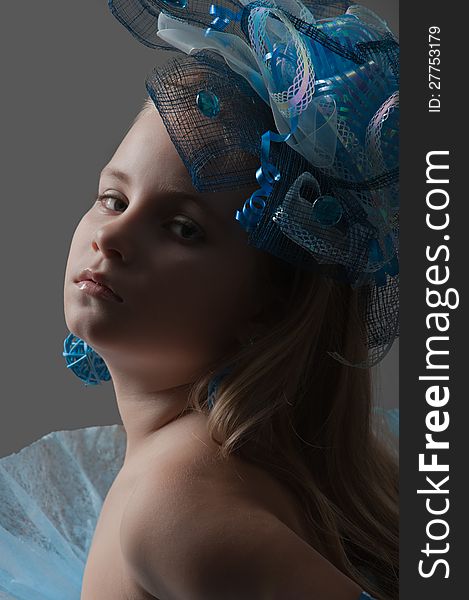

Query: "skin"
<box><xmin>63</xmin><ymin>105</ymin><xmax>274</xmax><ymax>462</ymax></box>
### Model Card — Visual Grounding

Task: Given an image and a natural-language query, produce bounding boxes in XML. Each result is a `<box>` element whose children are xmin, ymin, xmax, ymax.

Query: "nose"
<box><xmin>92</xmin><ymin>217</ymin><xmax>136</xmax><ymax>263</ymax></box>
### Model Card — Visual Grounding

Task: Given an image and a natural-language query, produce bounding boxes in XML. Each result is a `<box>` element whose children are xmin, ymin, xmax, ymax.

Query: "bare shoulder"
<box><xmin>119</xmin><ymin>411</ymin><xmax>269</xmax><ymax>596</ymax></box>
<box><xmin>120</xmin><ymin>410</ymin><xmax>272</xmax><ymax>533</ymax></box>
<box><xmin>119</xmin><ymin>410</ymin><xmax>318</xmax><ymax>556</ymax></box>
<box><xmin>121</xmin><ymin>410</ymin><xmax>305</xmax><ymax>527</ymax></box>
<box><xmin>118</xmin><ymin>412</ymin><xmax>363</xmax><ymax>600</ymax></box>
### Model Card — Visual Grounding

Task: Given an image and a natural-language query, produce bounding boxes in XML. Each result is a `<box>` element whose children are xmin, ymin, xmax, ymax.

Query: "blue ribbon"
<box><xmin>235</xmin><ymin>41</ymin><xmax>300</xmax><ymax>232</ymax></box>
<box><xmin>235</xmin><ymin>116</ymin><xmax>298</xmax><ymax>232</ymax></box>
<box><xmin>265</xmin><ymin>44</ymin><xmax>298</xmax><ymax>92</ymax></box>
<box><xmin>206</xmin><ymin>4</ymin><xmax>242</xmax><ymax>34</ymax></box>
<box><xmin>205</xmin><ymin>4</ymin><xmax>301</xmax><ymax>233</ymax></box>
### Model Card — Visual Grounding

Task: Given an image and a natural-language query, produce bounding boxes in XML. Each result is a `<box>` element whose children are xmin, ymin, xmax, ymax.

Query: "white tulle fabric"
<box><xmin>0</xmin><ymin>425</ymin><xmax>126</xmax><ymax>600</ymax></box>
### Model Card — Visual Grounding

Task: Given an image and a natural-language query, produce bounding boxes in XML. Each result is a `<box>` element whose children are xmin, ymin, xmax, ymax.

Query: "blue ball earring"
<box><xmin>207</xmin><ymin>365</ymin><xmax>233</xmax><ymax>410</ymax></box>
<box><xmin>62</xmin><ymin>332</ymin><xmax>111</xmax><ymax>386</ymax></box>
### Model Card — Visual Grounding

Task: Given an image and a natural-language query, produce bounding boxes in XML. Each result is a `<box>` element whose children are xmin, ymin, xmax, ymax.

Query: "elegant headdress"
<box><xmin>104</xmin><ymin>0</ymin><xmax>399</xmax><ymax>369</ymax></box>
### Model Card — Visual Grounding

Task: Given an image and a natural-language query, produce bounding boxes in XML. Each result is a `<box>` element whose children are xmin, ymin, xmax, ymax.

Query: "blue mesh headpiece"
<box><xmin>107</xmin><ymin>0</ymin><xmax>399</xmax><ymax>368</ymax></box>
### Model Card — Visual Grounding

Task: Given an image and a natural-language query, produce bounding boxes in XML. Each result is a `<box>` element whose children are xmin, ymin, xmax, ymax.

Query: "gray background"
<box><xmin>0</xmin><ymin>0</ymin><xmax>398</xmax><ymax>457</ymax></box>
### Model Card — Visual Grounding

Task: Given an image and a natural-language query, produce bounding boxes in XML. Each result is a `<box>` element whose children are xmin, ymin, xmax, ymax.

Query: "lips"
<box><xmin>74</xmin><ymin>268</ymin><xmax>123</xmax><ymax>302</ymax></box>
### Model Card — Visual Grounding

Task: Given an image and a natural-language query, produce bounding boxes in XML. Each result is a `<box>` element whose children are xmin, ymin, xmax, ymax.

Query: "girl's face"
<box><xmin>64</xmin><ymin>106</ymin><xmax>272</xmax><ymax>384</ymax></box>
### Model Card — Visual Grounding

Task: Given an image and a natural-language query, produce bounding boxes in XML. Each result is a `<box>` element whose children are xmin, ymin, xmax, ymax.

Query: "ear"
<box><xmin>235</xmin><ymin>287</ymin><xmax>280</xmax><ymax>346</ymax></box>
<box><xmin>235</xmin><ymin>253</ymin><xmax>290</xmax><ymax>346</ymax></box>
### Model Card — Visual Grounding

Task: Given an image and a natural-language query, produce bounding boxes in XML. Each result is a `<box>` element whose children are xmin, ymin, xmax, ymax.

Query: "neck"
<box><xmin>107</xmin><ymin>365</ymin><xmax>197</xmax><ymax>464</ymax></box>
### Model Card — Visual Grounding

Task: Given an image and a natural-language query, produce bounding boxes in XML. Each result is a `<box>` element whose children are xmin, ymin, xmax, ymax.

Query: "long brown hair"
<box><xmin>187</xmin><ymin>255</ymin><xmax>399</xmax><ymax>600</ymax></box>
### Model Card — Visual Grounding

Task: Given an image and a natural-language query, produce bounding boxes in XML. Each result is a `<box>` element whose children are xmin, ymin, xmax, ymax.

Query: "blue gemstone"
<box><xmin>161</xmin><ymin>0</ymin><xmax>188</xmax><ymax>8</ymax></box>
<box><xmin>311</xmin><ymin>195</ymin><xmax>343</xmax><ymax>226</ymax></box>
<box><xmin>196</xmin><ymin>90</ymin><xmax>220</xmax><ymax>118</ymax></box>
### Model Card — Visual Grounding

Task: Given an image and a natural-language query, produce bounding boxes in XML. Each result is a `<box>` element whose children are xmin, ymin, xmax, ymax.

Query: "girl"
<box><xmin>65</xmin><ymin>89</ymin><xmax>399</xmax><ymax>599</ymax></box>
<box><xmin>0</xmin><ymin>1</ymin><xmax>399</xmax><ymax>599</ymax></box>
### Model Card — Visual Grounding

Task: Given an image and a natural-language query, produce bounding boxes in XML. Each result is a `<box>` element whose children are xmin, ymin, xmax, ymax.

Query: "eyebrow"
<box><xmin>100</xmin><ymin>167</ymin><xmax>132</xmax><ymax>185</ymax></box>
<box><xmin>99</xmin><ymin>166</ymin><xmax>212</xmax><ymax>210</ymax></box>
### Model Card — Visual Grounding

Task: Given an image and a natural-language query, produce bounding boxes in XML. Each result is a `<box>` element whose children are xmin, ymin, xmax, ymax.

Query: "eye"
<box><xmin>96</xmin><ymin>194</ymin><xmax>205</xmax><ymax>242</ymax></box>
<box><xmin>165</xmin><ymin>216</ymin><xmax>205</xmax><ymax>242</ymax></box>
<box><xmin>97</xmin><ymin>193</ymin><xmax>127</xmax><ymax>212</ymax></box>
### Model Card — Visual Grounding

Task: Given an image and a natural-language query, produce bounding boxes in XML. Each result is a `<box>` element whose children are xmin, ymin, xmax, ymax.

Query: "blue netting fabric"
<box><xmin>107</xmin><ymin>0</ymin><xmax>399</xmax><ymax>367</ymax></box>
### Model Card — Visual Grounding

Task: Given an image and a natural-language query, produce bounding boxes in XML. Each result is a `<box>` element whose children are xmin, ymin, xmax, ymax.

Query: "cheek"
<box><xmin>65</xmin><ymin>219</ymin><xmax>89</xmax><ymax>273</ymax></box>
<box><xmin>71</xmin><ymin>211</ymin><xmax>94</xmax><ymax>249</ymax></box>
<box><xmin>140</xmin><ymin>252</ymin><xmax>260</xmax><ymax>337</ymax></box>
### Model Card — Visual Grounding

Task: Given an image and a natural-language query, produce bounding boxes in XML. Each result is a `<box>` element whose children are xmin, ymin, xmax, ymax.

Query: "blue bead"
<box><xmin>311</xmin><ymin>195</ymin><xmax>343</xmax><ymax>226</ymax></box>
<box><xmin>196</xmin><ymin>90</ymin><xmax>220</xmax><ymax>118</ymax></box>
<box><xmin>161</xmin><ymin>0</ymin><xmax>188</xmax><ymax>8</ymax></box>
